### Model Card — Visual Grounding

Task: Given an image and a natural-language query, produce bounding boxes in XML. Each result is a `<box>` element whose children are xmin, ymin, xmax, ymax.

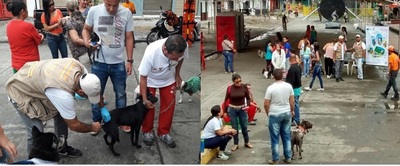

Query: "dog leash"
<box><xmin>131</xmin><ymin>64</ymin><xmax>140</xmax><ymax>85</ymax></box>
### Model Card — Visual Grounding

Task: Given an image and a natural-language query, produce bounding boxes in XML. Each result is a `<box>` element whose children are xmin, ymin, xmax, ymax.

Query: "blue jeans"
<box><xmin>91</xmin><ymin>62</ymin><xmax>127</xmax><ymax>122</ymax></box>
<box><xmin>0</xmin><ymin>148</ymin><xmax>9</xmax><ymax>163</ymax></box>
<box><xmin>222</xmin><ymin>51</ymin><xmax>234</xmax><ymax>72</ymax></box>
<box><xmin>309</xmin><ymin>65</ymin><xmax>324</xmax><ymax>88</ymax></box>
<box><xmin>228</xmin><ymin>107</ymin><xmax>249</xmax><ymax>145</ymax></box>
<box><xmin>268</xmin><ymin>111</ymin><xmax>292</xmax><ymax>161</ymax></box>
<box><xmin>46</xmin><ymin>33</ymin><xmax>68</xmax><ymax>59</ymax></box>
<box><xmin>294</xmin><ymin>95</ymin><xmax>300</xmax><ymax>124</ymax></box>
<box><xmin>303</xmin><ymin>58</ymin><xmax>310</xmax><ymax>75</ymax></box>
<box><xmin>204</xmin><ymin>135</ymin><xmax>232</xmax><ymax>151</ymax></box>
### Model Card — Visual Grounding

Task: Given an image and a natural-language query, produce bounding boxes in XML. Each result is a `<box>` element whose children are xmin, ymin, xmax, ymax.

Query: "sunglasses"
<box><xmin>234</xmin><ymin>80</ymin><xmax>242</xmax><ymax>84</ymax></box>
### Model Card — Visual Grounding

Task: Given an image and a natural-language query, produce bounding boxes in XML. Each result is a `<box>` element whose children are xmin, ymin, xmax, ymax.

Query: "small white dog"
<box><xmin>257</xmin><ymin>49</ymin><xmax>265</xmax><ymax>58</ymax></box>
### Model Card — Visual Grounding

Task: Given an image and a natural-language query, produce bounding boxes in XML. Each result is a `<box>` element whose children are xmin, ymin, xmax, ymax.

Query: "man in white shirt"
<box><xmin>333</xmin><ymin>35</ymin><xmax>347</xmax><ymax>82</ymax></box>
<box><xmin>350</xmin><ymin>34</ymin><xmax>366</xmax><ymax>80</ymax></box>
<box><xmin>138</xmin><ymin>35</ymin><xmax>189</xmax><ymax>148</ymax></box>
<box><xmin>264</xmin><ymin>69</ymin><xmax>294</xmax><ymax>164</ymax></box>
<box><xmin>82</xmin><ymin>0</ymin><xmax>135</xmax><ymax>134</ymax></box>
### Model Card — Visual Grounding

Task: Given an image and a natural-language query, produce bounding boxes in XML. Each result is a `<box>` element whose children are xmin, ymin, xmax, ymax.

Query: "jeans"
<box><xmin>12</xmin><ymin>101</ymin><xmax>68</xmax><ymax>153</ymax></box>
<box><xmin>0</xmin><ymin>148</ymin><xmax>9</xmax><ymax>163</ymax></box>
<box><xmin>91</xmin><ymin>62</ymin><xmax>127</xmax><ymax>122</ymax></box>
<box><xmin>46</xmin><ymin>33</ymin><xmax>68</xmax><ymax>59</ymax></box>
<box><xmin>268</xmin><ymin>111</ymin><xmax>292</xmax><ymax>161</ymax></box>
<box><xmin>228</xmin><ymin>107</ymin><xmax>249</xmax><ymax>145</ymax></box>
<box><xmin>384</xmin><ymin>71</ymin><xmax>399</xmax><ymax>97</ymax></box>
<box><xmin>204</xmin><ymin>135</ymin><xmax>232</xmax><ymax>151</ymax></box>
<box><xmin>303</xmin><ymin>58</ymin><xmax>310</xmax><ymax>76</ymax></box>
<box><xmin>222</xmin><ymin>51</ymin><xmax>234</xmax><ymax>72</ymax></box>
<box><xmin>355</xmin><ymin>58</ymin><xmax>363</xmax><ymax>79</ymax></box>
<box><xmin>309</xmin><ymin>65</ymin><xmax>324</xmax><ymax>89</ymax></box>
<box><xmin>294</xmin><ymin>95</ymin><xmax>300</xmax><ymax>124</ymax></box>
<box><xmin>335</xmin><ymin>60</ymin><xmax>344</xmax><ymax>79</ymax></box>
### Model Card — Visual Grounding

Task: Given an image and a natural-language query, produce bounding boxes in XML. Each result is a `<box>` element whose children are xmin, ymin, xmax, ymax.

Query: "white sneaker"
<box><xmin>317</xmin><ymin>88</ymin><xmax>324</xmax><ymax>91</ymax></box>
<box><xmin>304</xmin><ymin>87</ymin><xmax>311</xmax><ymax>91</ymax></box>
<box><xmin>224</xmin><ymin>150</ymin><xmax>232</xmax><ymax>155</ymax></box>
<box><xmin>217</xmin><ymin>153</ymin><xmax>229</xmax><ymax>160</ymax></box>
<box><xmin>327</xmin><ymin>75</ymin><xmax>331</xmax><ymax>79</ymax></box>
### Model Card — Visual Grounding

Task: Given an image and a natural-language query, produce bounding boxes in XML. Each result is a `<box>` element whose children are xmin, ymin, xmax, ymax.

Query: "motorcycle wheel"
<box><xmin>146</xmin><ymin>31</ymin><xmax>159</xmax><ymax>45</ymax></box>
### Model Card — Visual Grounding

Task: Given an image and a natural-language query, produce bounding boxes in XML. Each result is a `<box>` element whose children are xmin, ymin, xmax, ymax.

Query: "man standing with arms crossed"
<box><xmin>381</xmin><ymin>46</ymin><xmax>400</xmax><ymax>100</ymax></box>
<box><xmin>82</xmin><ymin>0</ymin><xmax>134</xmax><ymax>134</ymax></box>
<box><xmin>138</xmin><ymin>35</ymin><xmax>188</xmax><ymax>148</ymax></box>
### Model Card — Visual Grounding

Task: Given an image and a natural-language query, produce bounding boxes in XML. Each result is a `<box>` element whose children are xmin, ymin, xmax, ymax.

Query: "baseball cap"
<box><xmin>338</xmin><ymin>35</ymin><xmax>344</xmax><ymax>39</ymax></box>
<box><xmin>80</xmin><ymin>73</ymin><xmax>101</xmax><ymax>104</ymax></box>
<box><xmin>388</xmin><ymin>45</ymin><xmax>395</xmax><ymax>51</ymax></box>
<box><xmin>355</xmin><ymin>34</ymin><xmax>361</xmax><ymax>38</ymax></box>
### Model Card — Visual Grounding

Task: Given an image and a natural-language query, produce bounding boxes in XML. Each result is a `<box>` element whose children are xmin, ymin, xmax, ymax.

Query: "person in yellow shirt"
<box><xmin>122</xmin><ymin>0</ymin><xmax>136</xmax><ymax>14</ymax></box>
<box><xmin>381</xmin><ymin>45</ymin><xmax>400</xmax><ymax>100</ymax></box>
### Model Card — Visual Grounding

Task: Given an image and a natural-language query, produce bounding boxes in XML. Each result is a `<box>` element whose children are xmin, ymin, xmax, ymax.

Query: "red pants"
<box><xmin>142</xmin><ymin>82</ymin><xmax>176</xmax><ymax>136</ymax></box>
<box><xmin>247</xmin><ymin>102</ymin><xmax>257</xmax><ymax>122</ymax></box>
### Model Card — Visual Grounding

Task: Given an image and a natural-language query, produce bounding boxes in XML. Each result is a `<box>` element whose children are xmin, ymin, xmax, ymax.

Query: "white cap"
<box><xmin>339</xmin><ymin>35</ymin><xmax>344</xmax><ymax>39</ymax></box>
<box><xmin>80</xmin><ymin>73</ymin><xmax>101</xmax><ymax>104</ymax></box>
<box><xmin>355</xmin><ymin>34</ymin><xmax>361</xmax><ymax>38</ymax></box>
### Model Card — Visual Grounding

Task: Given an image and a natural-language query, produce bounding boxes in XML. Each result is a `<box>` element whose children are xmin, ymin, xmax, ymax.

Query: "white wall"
<box><xmin>27</xmin><ymin>0</ymin><xmax>42</xmax><ymax>17</ymax></box>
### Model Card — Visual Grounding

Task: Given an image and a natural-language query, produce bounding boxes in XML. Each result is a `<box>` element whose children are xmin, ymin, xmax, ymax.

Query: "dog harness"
<box><xmin>183</xmin><ymin>76</ymin><xmax>200</xmax><ymax>94</ymax></box>
<box><xmin>291</xmin><ymin>126</ymin><xmax>305</xmax><ymax>138</ymax></box>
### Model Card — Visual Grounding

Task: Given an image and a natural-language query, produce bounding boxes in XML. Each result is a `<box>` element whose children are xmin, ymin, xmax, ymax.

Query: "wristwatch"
<box><xmin>127</xmin><ymin>59</ymin><xmax>134</xmax><ymax>63</ymax></box>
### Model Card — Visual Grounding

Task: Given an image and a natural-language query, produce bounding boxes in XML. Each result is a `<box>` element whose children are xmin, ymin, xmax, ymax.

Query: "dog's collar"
<box><xmin>298</xmin><ymin>126</ymin><xmax>306</xmax><ymax>134</ymax></box>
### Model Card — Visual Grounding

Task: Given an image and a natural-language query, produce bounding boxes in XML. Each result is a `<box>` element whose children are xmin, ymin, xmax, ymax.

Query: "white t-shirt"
<box><xmin>44</xmin><ymin>88</ymin><xmax>76</xmax><ymax>120</ymax></box>
<box><xmin>138</xmin><ymin>38</ymin><xmax>189</xmax><ymax>88</ymax></box>
<box><xmin>201</xmin><ymin>117</ymin><xmax>222</xmax><ymax>139</ymax></box>
<box><xmin>265</xmin><ymin>81</ymin><xmax>294</xmax><ymax>116</ymax></box>
<box><xmin>85</xmin><ymin>4</ymin><xmax>134</xmax><ymax>64</ymax></box>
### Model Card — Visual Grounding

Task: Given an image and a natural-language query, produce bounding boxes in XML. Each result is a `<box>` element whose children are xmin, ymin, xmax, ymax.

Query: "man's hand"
<box><xmin>100</xmin><ymin>107</ymin><xmax>111</xmax><ymax>122</ymax></box>
<box><xmin>291</xmin><ymin>111</ymin><xmax>295</xmax><ymax>117</ymax></box>
<box><xmin>143</xmin><ymin>100</ymin><xmax>155</xmax><ymax>109</ymax></box>
<box><xmin>126</xmin><ymin>63</ymin><xmax>132</xmax><ymax>75</ymax></box>
<box><xmin>92</xmin><ymin>122</ymin><xmax>101</xmax><ymax>133</ymax></box>
<box><xmin>175</xmin><ymin>75</ymin><xmax>182</xmax><ymax>89</ymax></box>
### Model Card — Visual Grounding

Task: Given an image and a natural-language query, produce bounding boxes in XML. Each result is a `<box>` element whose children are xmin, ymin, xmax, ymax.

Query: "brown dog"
<box><xmin>291</xmin><ymin>120</ymin><xmax>313</xmax><ymax>160</ymax></box>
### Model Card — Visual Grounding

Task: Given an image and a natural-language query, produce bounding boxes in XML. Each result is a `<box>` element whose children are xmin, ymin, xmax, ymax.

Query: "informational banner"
<box><xmin>365</xmin><ymin>26</ymin><xmax>389</xmax><ymax>66</ymax></box>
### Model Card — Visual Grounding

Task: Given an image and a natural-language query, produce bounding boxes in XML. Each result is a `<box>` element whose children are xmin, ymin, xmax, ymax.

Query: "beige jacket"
<box><xmin>6</xmin><ymin>58</ymin><xmax>86</xmax><ymax>121</ymax></box>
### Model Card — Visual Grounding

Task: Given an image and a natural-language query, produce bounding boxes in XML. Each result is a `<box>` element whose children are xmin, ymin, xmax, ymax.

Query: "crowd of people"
<box><xmin>0</xmin><ymin>0</ymin><xmax>188</xmax><ymax>163</ymax></box>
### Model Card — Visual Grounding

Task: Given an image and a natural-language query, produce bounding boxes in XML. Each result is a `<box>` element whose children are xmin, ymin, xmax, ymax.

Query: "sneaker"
<box><xmin>317</xmin><ymin>88</ymin><xmax>324</xmax><ymax>91</ymax></box>
<box><xmin>268</xmin><ymin>160</ymin><xmax>279</xmax><ymax>165</ymax></box>
<box><xmin>217</xmin><ymin>153</ymin><xmax>229</xmax><ymax>160</ymax></box>
<box><xmin>90</xmin><ymin>131</ymin><xmax>99</xmax><ymax>136</ymax></box>
<box><xmin>120</xmin><ymin>125</ymin><xmax>131</xmax><ymax>133</ymax></box>
<box><xmin>391</xmin><ymin>96</ymin><xmax>400</xmax><ymax>101</ymax></box>
<box><xmin>59</xmin><ymin>145</ymin><xmax>82</xmax><ymax>158</ymax></box>
<box><xmin>159</xmin><ymin>134</ymin><xmax>176</xmax><ymax>148</ymax></box>
<box><xmin>327</xmin><ymin>75</ymin><xmax>331</xmax><ymax>79</ymax></box>
<box><xmin>283</xmin><ymin>158</ymin><xmax>292</xmax><ymax>164</ymax></box>
<box><xmin>304</xmin><ymin>87</ymin><xmax>311</xmax><ymax>91</ymax></box>
<box><xmin>225</xmin><ymin>71</ymin><xmax>228</xmax><ymax>74</ymax></box>
<box><xmin>381</xmin><ymin>92</ymin><xmax>388</xmax><ymax>99</ymax></box>
<box><xmin>224</xmin><ymin>150</ymin><xmax>232</xmax><ymax>155</ymax></box>
<box><xmin>142</xmin><ymin>132</ymin><xmax>154</xmax><ymax>146</ymax></box>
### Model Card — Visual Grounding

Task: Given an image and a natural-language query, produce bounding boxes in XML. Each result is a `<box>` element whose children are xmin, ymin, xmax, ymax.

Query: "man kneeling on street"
<box><xmin>5</xmin><ymin>58</ymin><xmax>108</xmax><ymax>157</ymax></box>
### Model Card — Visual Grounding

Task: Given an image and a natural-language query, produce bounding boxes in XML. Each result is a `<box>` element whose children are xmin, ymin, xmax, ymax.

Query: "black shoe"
<box><xmin>262</xmin><ymin>69</ymin><xmax>265</xmax><ymax>75</ymax></box>
<box><xmin>253</xmin><ymin>119</ymin><xmax>257</xmax><ymax>121</ymax></box>
<box><xmin>391</xmin><ymin>96</ymin><xmax>400</xmax><ymax>101</ymax></box>
<box><xmin>336</xmin><ymin>79</ymin><xmax>340</xmax><ymax>82</ymax></box>
<box><xmin>59</xmin><ymin>145</ymin><xmax>82</xmax><ymax>158</ymax></box>
<box><xmin>381</xmin><ymin>92</ymin><xmax>388</xmax><ymax>99</ymax></box>
<box><xmin>340</xmin><ymin>78</ymin><xmax>345</xmax><ymax>81</ymax></box>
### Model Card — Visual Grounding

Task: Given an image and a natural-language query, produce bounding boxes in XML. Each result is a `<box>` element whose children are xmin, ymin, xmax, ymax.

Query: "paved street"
<box><xmin>201</xmin><ymin>15</ymin><xmax>400</xmax><ymax>164</ymax></box>
<box><xmin>0</xmin><ymin>19</ymin><xmax>200</xmax><ymax>164</ymax></box>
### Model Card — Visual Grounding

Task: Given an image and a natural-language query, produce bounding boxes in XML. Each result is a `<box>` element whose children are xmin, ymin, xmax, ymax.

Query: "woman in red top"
<box><xmin>6</xmin><ymin>0</ymin><xmax>44</xmax><ymax>73</ymax></box>
<box><xmin>41</xmin><ymin>0</ymin><xmax>68</xmax><ymax>59</ymax></box>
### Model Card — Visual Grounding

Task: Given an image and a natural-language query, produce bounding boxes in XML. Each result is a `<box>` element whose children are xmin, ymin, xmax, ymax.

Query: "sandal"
<box><xmin>231</xmin><ymin>145</ymin><xmax>239</xmax><ymax>151</ymax></box>
<box><xmin>244</xmin><ymin>143</ymin><xmax>253</xmax><ymax>149</ymax></box>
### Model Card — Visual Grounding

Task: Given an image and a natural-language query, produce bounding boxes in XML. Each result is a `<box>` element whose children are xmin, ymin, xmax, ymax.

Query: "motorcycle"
<box><xmin>146</xmin><ymin>6</ymin><xmax>200</xmax><ymax>45</ymax></box>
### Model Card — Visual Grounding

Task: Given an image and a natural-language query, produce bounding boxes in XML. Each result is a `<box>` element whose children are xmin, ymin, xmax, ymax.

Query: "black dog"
<box><xmin>291</xmin><ymin>120</ymin><xmax>313</xmax><ymax>160</ymax></box>
<box><xmin>102</xmin><ymin>89</ymin><xmax>158</xmax><ymax>156</ymax></box>
<box><xmin>12</xmin><ymin>126</ymin><xmax>65</xmax><ymax>164</ymax></box>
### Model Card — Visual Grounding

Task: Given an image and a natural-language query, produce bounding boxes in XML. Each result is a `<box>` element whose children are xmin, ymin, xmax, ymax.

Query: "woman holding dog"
<box><xmin>65</xmin><ymin>0</ymin><xmax>87</xmax><ymax>60</ymax></box>
<box><xmin>223</xmin><ymin>73</ymin><xmax>253</xmax><ymax>151</ymax></box>
<box><xmin>202</xmin><ymin>105</ymin><xmax>237</xmax><ymax>160</ymax></box>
